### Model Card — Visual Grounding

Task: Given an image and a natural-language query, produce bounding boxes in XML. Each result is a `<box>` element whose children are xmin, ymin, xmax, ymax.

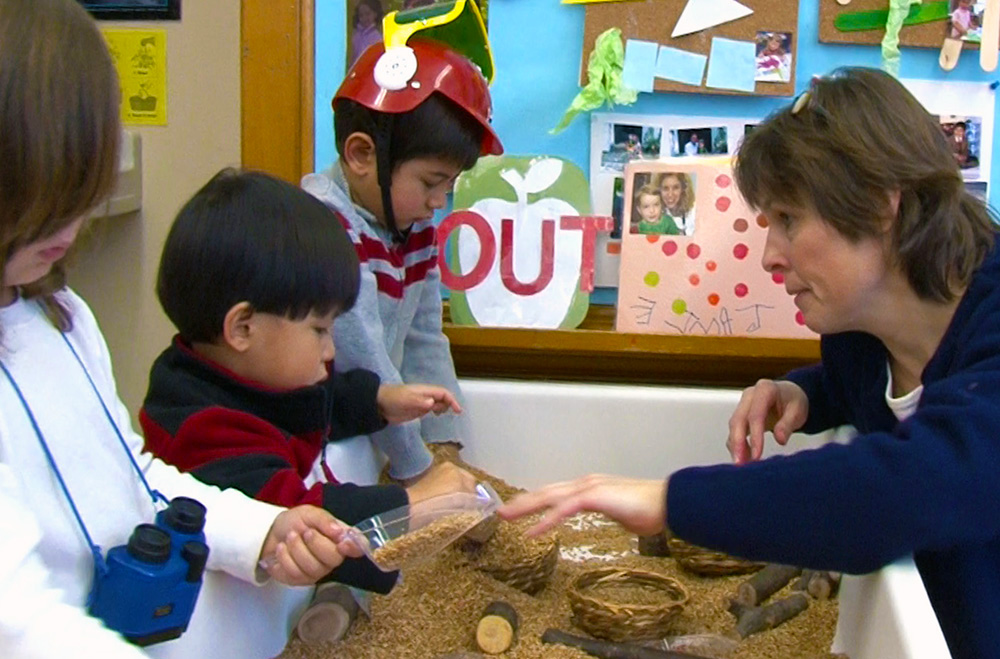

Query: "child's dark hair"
<box><xmin>157</xmin><ymin>168</ymin><xmax>360</xmax><ymax>343</ymax></box>
<box><xmin>333</xmin><ymin>93</ymin><xmax>483</xmax><ymax>172</ymax></box>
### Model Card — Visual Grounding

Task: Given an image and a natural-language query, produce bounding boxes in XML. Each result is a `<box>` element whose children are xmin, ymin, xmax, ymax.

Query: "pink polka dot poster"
<box><xmin>615</xmin><ymin>160</ymin><xmax>816</xmax><ymax>339</ymax></box>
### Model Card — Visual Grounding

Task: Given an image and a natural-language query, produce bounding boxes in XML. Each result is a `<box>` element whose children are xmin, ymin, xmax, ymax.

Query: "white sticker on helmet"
<box><xmin>373</xmin><ymin>46</ymin><xmax>417</xmax><ymax>91</ymax></box>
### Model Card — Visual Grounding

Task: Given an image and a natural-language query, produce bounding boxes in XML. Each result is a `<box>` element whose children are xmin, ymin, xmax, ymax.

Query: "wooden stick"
<box><xmin>727</xmin><ymin>597</ymin><xmax>751</xmax><ymax>620</ymax></box>
<box><xmin>734</xmin><ymin>593</ymin><xmax>809</xmax><ymax>639</ymax></box>
<box><xmin>735</xmin><ymin>564</ymin><xmax>801</xmax><ymax>606</ymax></box>
<box><xmin>476</xmin><ymin>600</ymin><xmax>519</xmax><ymax>654</ymax></box>
<box><xmin>806</xmin><ymin>571</ymin><xmax>842</xmax><ymax>600</ymax></box>
<box><xmin>541</xmin><ymin>629</ymin><xmax>714</xmax><ymax>659</ymax></box>
<box><xmin>791</xmin><ymin>568</ymin><xmax>817</xmax><ymax>592</ymax></box>
<box><xmin>295</xmin><ymin>583</ymin><xmax>359</xmax><ymax>644</ymax></box>
<box><xmin>637</xmin><ymin>531</ymin><xmax>670</xmax><ymax>557</ymax></box>
<box><xmin>940</xmin><ymin>37</ymin><xmax>964</xmax><ymax>71</ymax></box>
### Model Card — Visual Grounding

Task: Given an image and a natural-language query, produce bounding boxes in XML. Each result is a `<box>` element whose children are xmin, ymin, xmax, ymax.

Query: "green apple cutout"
<box><xmin>444</xmin><ymin>155</ymin><xmax>595</xmax><ymax>328</ymax></box>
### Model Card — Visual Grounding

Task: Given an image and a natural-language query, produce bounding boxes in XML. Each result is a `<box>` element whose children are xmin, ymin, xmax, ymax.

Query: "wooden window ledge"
<box><xmin>443</xmin><ymin>303</ymin><xmax>820</xmax><ymax>387</ymax></box>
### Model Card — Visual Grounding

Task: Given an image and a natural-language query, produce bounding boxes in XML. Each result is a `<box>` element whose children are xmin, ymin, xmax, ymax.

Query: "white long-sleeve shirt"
<box><xmin>0</xmin><ymin>290</ymin><xmax>310</xmax><ymax>659</ymax></box>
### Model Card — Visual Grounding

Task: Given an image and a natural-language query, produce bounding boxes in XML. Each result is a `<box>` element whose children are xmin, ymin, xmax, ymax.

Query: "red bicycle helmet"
<box><xmin>334</xmin><ymin>38</ymin><xmax>502</xmax><ymax>157</ymax></box>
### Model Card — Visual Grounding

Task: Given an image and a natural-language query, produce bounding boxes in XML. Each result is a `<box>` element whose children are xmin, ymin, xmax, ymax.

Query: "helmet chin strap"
<box><xmin>374</xmin><ymin>113</ymin><xmax>406</xmax><ymax>244</ymax></box>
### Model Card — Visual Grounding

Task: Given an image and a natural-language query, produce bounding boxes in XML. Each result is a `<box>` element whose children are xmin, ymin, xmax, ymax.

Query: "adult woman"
<box><xmin>501</xmin><ymin>68</ymin><xmax>999</xmax><ymax>659</ymax></box>
<box><xmin>0</xmin><ymin>2</ymin><xmax>357</xmax><ymax>657</ymax></box>
<box><xmin>657</xmin><ymin>171</ymin><xmax>695</xmax><ymax>234</ymax></box>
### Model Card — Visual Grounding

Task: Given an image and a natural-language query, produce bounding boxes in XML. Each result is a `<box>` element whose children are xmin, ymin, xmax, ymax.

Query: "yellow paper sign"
<box><xmin>102</xmin><ymin>29</ymin><xmax>167</xmax><ymax>126</ymax></box>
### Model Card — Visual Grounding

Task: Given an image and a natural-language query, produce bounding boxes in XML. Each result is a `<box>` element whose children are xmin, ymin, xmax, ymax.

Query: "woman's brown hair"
<box><xmin>734</xmin><ymin>67</ymin><xmax>995</xmax><ymax>302</ymax></box>
<box><xmin>657</xmin><ymin>172</ymin><xmax>694</xmax><ymax>220</ymax></box>
<box><xmin>0</xmin><ymin>0</ymin><xmax>121</xmax><ymax>330</ymax></box>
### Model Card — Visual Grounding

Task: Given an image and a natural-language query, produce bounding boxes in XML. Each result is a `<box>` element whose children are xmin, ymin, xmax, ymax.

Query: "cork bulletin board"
<box><xmin>819</xmin><ymin>0</ymin><xmax>971</xmax><ymax>49</ymax></box>
<box><xmin>582</xmin><ymin>0</ymin><xmax>798</xmax><ymax>97</ymax></box>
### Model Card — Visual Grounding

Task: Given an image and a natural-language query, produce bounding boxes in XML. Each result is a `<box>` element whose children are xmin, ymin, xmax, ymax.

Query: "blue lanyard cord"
<box><xmin>58</xmin><ymin>333</ymin><xmax>167</xmax><ymax>507</ymax></box>
<box><xmin>0</xmin><ymin>326</ymin><xmax>169</xmax><ymax>573</ymax></box>
<box><xmin>0</xmin><ymin>358</ymin><xmax>105</xmax><ymax>571</ymax></box>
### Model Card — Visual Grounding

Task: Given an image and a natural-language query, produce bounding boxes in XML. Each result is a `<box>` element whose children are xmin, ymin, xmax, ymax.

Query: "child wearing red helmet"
<box><xmin>302</xmin><ymin>37</ymin><xmax>503</xmax><ymax>485</ymax></box>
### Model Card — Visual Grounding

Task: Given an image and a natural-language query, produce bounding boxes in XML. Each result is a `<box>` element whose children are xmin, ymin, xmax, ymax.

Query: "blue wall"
<box><xmin>316</xmin><ymin>0</ymin><xmax>1000</xmax><ymax>209</ymax></box>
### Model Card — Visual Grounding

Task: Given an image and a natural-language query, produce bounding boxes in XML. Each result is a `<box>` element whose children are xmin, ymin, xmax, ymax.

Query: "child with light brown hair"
<box><xmin>632</xmin><ymin>183</ymin><xmax>680</xmax><ymax>235</ymax></box>
<box><xmin>0</xmin><ymin>2</ymin><xmax>359</xmax><ymax>657</ymax></box>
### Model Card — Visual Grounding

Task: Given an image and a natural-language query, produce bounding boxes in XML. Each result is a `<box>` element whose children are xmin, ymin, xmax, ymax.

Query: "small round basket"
<box><xmin>568</xmin><ymin>568</ymin><xmax>689</xmax><ymax>642</ymax></box>
<box><xmin>667</xmin><ymin>537</ymin><xmax>764</xmax><ymax>576</ymax></box>
<box><xmin>475</xmin><ymin>535</ymin><xmax>559</xmax><ymax>595</ymax></box>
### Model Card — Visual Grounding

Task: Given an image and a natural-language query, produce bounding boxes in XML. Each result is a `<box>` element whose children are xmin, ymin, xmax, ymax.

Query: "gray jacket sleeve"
<box><xmin>401</xmin><ymin>259</ymin><xmax>464</xmax><ymax>443</ymax></box>
<box><xmin>333</xmin><ymin>261</ymin><xmax>434</xmax><ymax>481</ymax></box>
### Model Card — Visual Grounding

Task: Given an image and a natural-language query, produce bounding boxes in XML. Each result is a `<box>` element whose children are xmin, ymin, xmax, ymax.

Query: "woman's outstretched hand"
<box><xmin>727</xmin><ymin>379</ymin><xmax>809</xmax><ymax>464</ymax></box>
<box><xmin>498</xmin><ymin>475</ymin><xmax>667</xmax><ymax>538</ymax></box>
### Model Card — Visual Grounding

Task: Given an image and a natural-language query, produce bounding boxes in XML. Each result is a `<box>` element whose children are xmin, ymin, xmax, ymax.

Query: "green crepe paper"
<box><xmin>882</xmin><ymin>0</ymin><xmax>921</xmax><ymax>77</ymax></box>
<box><xmin>551</xmin><ymin>27</ymin><xmax>638</xmax><ymax>134</ymax></box>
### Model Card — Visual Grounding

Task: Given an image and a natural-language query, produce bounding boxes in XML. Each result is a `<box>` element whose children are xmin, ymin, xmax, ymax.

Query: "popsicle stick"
<box><xmin>981</xmin><ymin>0</ymin><xmax>1000</xmax><ymax>72</ymax></box>
<box><xmin>940</xmin><ymin>37</ymin><xmax>964</xmax><ymax>71</ymax></box>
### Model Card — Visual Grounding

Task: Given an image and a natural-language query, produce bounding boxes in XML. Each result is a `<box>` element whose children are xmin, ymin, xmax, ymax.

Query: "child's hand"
<box><xmin>405</xmin><ymin>461</ymin><xmax>478</xmax><ymax>504</ymax></box>
<box><xmin>258</xmin><ymin>505</ymin><xmax>363</xmax><ymax>586</ymax></box>
<box><xmin>376</xmin><ymin>384</ymin><xmax>462</xmax><ymax>424</ymax></box>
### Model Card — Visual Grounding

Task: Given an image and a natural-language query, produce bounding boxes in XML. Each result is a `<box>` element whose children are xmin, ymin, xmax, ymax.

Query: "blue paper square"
<box><xmin>622</xmin><ymin>39</ymin><xmax>659</xmax><ymax>94</ymax></box>
<box><xmin>655</xmin><ymin>46</ymin><xmax>707</xmax><ymax>87</ymax></box>
<box><xmin>705</xmin><ymin>37</ymin><xmax>756</xmax><ymax>93</ymax></box>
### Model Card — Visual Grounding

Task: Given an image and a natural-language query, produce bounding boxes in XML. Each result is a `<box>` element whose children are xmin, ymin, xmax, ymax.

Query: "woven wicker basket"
<box><xmin>667</xmin><ymin>537</ymin><xmax>764</xmax><ymax>576</ymax></box>
<box><xmin>475</xmin><ymin>535</ymin><xmax>559</xmax><ymax>594</ymax></box>
<box><xmin>568</xmin><ymin>568</ymin><xmax>689</xmax><ymax>641</ymax></box>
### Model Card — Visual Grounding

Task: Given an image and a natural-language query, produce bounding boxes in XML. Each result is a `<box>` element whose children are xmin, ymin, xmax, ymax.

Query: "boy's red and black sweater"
<box><xmin>139</xmin><ymin>337</ymin><xmax>407</xmax><ymax>593</ymax></box>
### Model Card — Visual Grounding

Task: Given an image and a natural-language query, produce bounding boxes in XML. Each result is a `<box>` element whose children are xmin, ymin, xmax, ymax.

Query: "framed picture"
<box><xmin>589</xmin><ymin>111</ymin><xmax>761</xmax><ymax>288</ymax></box>
<box><xmin>79</xmin><ymin>0</ymin><xmax>181</xmax><ymax>20</ymax></box>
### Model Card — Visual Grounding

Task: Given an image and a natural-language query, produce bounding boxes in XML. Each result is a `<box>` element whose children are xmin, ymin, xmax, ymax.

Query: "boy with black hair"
<box><xmin>140</xmin><ymin>169</ymin><xmax>478</xmax><ymax>633</ymax></box>
<box><xmin>303</xmin><ymin>37</ymin><xmax>503</xmax><ymax>484</ymax></box>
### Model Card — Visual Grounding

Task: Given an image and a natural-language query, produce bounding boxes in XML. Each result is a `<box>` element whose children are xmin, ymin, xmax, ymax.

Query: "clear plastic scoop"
<box><xmin>347</xmin><ymin>482</ymin><xmax>502</xmax><ymax>572</ymax></box>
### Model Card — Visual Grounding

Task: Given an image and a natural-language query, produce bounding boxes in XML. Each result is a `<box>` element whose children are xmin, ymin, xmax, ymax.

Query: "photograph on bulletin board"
<box><xmin>590</xmin><ymin>112</ymin><xmax>762</xmax><ymax>289</ymax></box>
<box><xmin>948</xmin><ymin>0</ymin><xmax>986</xmax><ymax>43</ymax></box>
<box><xmin>346</xmin><ymin>0</ymin><xmax>490</xmax><ymax>70</ymax></box>
<box><xmin>598</xmin><ymin>121</ymin><xmax>663</xmax><ymax>173</ymax></box>
<box><xmin>671</xmin><ymin>126</ymin><xmax>730</xmax><ymax>157</ymax></box>
<box><xmin>940</xmin><ymin>115</ymin><xmax>983</xmax><ymax>179</ymax></box>
<box><xmin>754</xmin><ymin>30</ymin><xmax>793</xmax><ymax>83</ymax></box>
<box><xmin>903</xmin><ymin>78</ymin><xmax>994</xmax><ymax>190</ymax></box>
<box><xmin>614</xmin><ymin>159</ymin><xmax>816</xmax><ymax>339</ymax></box>
<box><xmin>79</xmin><ymin>0</ymin><xmax>180</xmax><ymax>20</ymax></box>
<box><xmin>628</xmin><ymin>170</ymin><xmax>696</xmax><ymax>237</ymax></box>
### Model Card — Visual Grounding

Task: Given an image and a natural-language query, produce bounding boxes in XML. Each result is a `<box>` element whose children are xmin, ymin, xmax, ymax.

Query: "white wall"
<box><xmin>459</xmin><ymin>378</ymin><xmax>833</xmax><ymax>489</ymax></box>
<box><xmin>70</xmin><ymin>2</ymin><xmax>242</xmax><ymax>418</ymax></box>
